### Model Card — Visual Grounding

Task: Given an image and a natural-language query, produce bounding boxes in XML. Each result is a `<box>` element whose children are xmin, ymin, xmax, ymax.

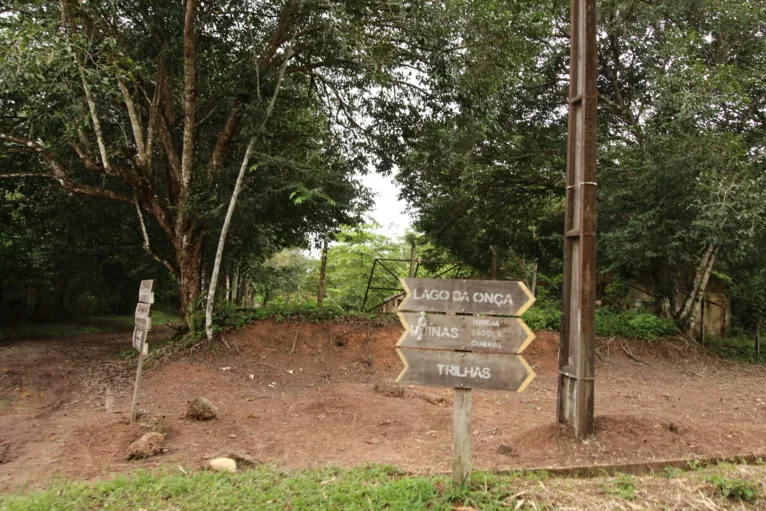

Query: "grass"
<box><xmin>2</xmin><ymin>463</ymin><xmax>764</xmax><ymax>510</ymax></box>
<box><xmin>0</xmin><ymin>310</ymin><xmax>181</xmax><ymax>341</ymax></box>
<box><xmin>0</xmin><ymin>465</ymin><xmax>540</xmax><ymax>511</ymax></box>
<box><xmin>703</xmin><ymin>335</ymin><xmax>765</xmax><ymax>364</ymax></box>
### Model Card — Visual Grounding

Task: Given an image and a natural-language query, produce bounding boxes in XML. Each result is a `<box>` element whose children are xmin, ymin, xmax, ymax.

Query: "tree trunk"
<box><xmin>317</xmin><ymin>232</ymin><xmax>329</xmax><ymax>308</ymax></box>
<box><xmin>490</xmin><ymin>246</ymin><xmax>497</xmax><ymax>280</ymax></box>
<box><xmin>243</xmin><ymin>280</ymin><xmax>253</xmax><ymax>308</ymax></box>
<box><xmin>225</xmin><ymin>273</ymin><xmax>231</xmax><ymax>302</ymax></box>
<box><xmin>409</xmin><ymin>241</ymin><xmax>417</xmax><ymax>278</ymax></box>
<box><xmin>205</xmin><ymin>137</ymin><xmax>256</xmax><ymax>340</ymax></box>
<box><xmin>681</xmin><ymin>246</ymin><xmax>718</xmax><ymax>336</ymax></box>
<box><xmin>176</xmin><ymin>232</ymin><xmax>203</xmax><ymax>326</ymax></box>
<box><xmin>262</xmin><ymin>289</ymin><xmax>270</xmax><ymax>306</ymax></box>
<box><xmin>676</xmin><ymin>244</ymin><xmax>716</xmax><ymax>323</ymax></box>
<box><xmin>530</xmin><ymin>260</ymin><xmax>539</xmax><ymax>297</ymax></box>
<box><xmin>755</xmin><ymin>318</ymin><xmax>760</xmax><ymax>358</ymax></box>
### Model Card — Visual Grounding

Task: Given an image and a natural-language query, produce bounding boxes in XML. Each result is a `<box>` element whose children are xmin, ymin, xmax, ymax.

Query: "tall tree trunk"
<box><xmin>409</xmin><ymin>241</ymin><xmax>417</xmax><ymax>278</ymax></box>
<box><xmin>204</xmin><ymin>45</ymin><xmax>291</xmax><ymax>339</ymax></box>
<box><xmin>490</xmin><ymin>246</ymin><xmax>497</xmax><ymax>280</ymax></box>
<box><xmin>205</xmin><ymin>138</ymin><xmax>256</xmax><ymax>340</ymax></box>
<box><xmin>175</xmin><ymin>230</ymin><xmax>202</xmax><ymax>326</ymax></box>
<box><xmin>225</xmin><ymin>273</ymin><xmax>231</xmax><ymax>302</ymax></box>
<box><xmin>681</xmin><ymin>245</ymin><xmax>719</xmax><ymax>336</ymax></box>
<box><xmin>676</xmin><ymin>244</ymin><xmax>716</xmax><ymax>322</ymax></box>
<box><xmin>243</xmin><ymin>279</ymin><xmax>253</xmax><ymax>308</ymax></box>
<box><xmin>317</xmin><ymin>232</ymin><xmax>329</xmax><ymax>308</ymax></box>
<box><xmin>756</xmin><ymin>318</ymin><xmax>761</xmax><ymax>358</ymax></box>
<box><xmin>530</xmin><ymin>260</ymin><xmax>539</xmax><ymax>297</ymax></box>
<box><xmin>262</xmin><ymin>289</ymin><xmax>270</xmax><ymax>307</ymax></box>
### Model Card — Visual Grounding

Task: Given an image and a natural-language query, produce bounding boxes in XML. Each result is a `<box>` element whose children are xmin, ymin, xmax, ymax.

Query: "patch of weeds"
<box><xmin>661</xmin><ymin>466</ymin><xmax>684</xmax><ymax>479</ymax></box>
<box><xmin>705</xmin><ymin>474</ymin><xmax>761</xmax><ymax>503</ymax></box>
<box><xmin>602</xmin><ymin>473</ymin><xmax>636</xmax><ymax>501</ymax></box>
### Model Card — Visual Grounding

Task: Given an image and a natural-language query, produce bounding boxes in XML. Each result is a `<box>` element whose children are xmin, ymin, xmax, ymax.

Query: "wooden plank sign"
<box><xmin>138</xmin><ymin>280</ymin><xmax>155</xmax><ymax>305</ymax></box>
<box><xmin>396</xmin><ymin>348</ymin><xmax>535</xmax><ymax>392</ymax></box>
<box><xmin>399</xmin><ymin>278</ymin><xmax>535</xmax><ymax>316</ymax></box>
<box><xmin>135</xmin><ymin>303</ymin><xmax>151</xmax><ymax>321</ymax></box>
<box><xmin>397</xmin><ymin>312</ymin><xmax>534</xmax><ymax>354</ymax></box>
<box><xmin>132</xmin><ymin>324</ymin><xmax>148</xmax><ymax>352</ymax></box>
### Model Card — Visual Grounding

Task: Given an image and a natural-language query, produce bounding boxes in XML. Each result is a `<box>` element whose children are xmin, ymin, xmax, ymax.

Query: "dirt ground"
<box><xmin>1</xmin><ymin>320</ymin><xmax>765</xmax><ymax>492</ymax></box>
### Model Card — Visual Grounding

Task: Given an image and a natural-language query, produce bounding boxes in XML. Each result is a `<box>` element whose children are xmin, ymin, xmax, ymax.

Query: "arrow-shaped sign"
<box><xmin>396</xmin><ymin>348</ymin><xmax>535</xmax><ymax>392</ymax></box>
<box><xmin>399</xmin><ymin>278</ymin><xmax>535</xmax><ymax>316</ymax></box>
<box><xmin>397</xmin><ymin>312</ymin><xmax>534</xmax><ymax>354</ymax></box>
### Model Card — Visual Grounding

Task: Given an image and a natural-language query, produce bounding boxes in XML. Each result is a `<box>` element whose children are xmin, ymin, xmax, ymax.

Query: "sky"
<box><xmin>361</xmin><ymin>171</ymin><xmax>411</xmax><ymax>238</ymax></box>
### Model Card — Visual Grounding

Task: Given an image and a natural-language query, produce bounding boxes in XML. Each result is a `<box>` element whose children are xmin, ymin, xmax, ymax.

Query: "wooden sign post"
<box><xmin>396</xmin><ymin>278</ymin><xmax>536</xmax><ymax>485</ymax></box>
<box><xmin>131</xmin><ymin>280</ymin><xmax>154</xmax><ymax>424</ymax></box>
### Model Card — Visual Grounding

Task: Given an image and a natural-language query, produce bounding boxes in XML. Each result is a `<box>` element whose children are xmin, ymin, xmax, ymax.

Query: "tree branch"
<box><xmin>134</xmin><ymin>195</ymin><xmax>178</xmax><ymax>276</ymax></box>
<box><xmin>117</xmin><ymin>75</ymin><xmax>148</xmax><ymax>168</ymax></box>
<box><xmin>180</xmin><ymin>0</ymin><xmax>198</xmax><ymax>194</ymax></box>
<box><xmin>0</xmin><ymin>133</ymin><xmax>133</xmax><ymax>203</ymax></box>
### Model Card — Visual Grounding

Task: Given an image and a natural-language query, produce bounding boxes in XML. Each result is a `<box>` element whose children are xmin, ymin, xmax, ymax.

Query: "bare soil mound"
<box><xmin>1</xmin><ymin>321</ymin><xmax>765</xmax><ymax>491</ymax></box>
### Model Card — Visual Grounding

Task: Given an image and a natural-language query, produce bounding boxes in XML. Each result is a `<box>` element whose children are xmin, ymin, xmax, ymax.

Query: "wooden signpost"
<box><xmin>396</xmin><ymin>278</ymin><xmax>536</xmax><ymax>485</ymax></box>
<box><xmin>131</xmin><ymin>280</ymin><xmax>154</xmax><ymax>423</ymax></box>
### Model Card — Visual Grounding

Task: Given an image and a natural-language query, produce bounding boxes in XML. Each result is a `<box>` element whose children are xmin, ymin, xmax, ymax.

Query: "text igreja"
<box><xmin>436</xmin><ymin>364</ymin><xmax>491</xmax><ymax>379</ymax></box>
<box><xmin>412</xmin><ymin>289</ymin><xmax>514</xmax><ymax>306</ymax></box>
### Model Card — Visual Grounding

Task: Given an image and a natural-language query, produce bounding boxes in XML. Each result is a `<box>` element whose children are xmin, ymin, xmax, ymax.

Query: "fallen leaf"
<box><xmin>320</xmin><ymin>476</ymin><xmax>337</xmax><ymax>485</ymax></box>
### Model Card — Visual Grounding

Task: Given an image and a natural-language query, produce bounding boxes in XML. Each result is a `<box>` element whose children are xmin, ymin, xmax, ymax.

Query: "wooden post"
<box><xmin>452</xmin><ymin>387</ymin><xmax>472</xmax><ymax>485</ymax></box>
<box><xmin>756</xmin><ymin>318</ymin><xmax>761</xmax><ymax>358</ymax></box>
<box><xmin>131</xmin><ymin>280</ymin><xmax>154</xmax><ymax>424</ymax></box>
<box><xmin>557</xmin><ymin>0</ymin><xmax>598</xmax><ymax>439</ymax></box>
<box><xmin>130</xmin><ymin>347</ymin><xmax>145</xmax><ymax>424</ymax></box>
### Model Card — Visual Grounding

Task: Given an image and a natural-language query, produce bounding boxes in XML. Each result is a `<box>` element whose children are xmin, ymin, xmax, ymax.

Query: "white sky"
<box><xmin>361</xmin><ymin>172</ymin><xmax>411</xmax><ymax>238</ymax></box>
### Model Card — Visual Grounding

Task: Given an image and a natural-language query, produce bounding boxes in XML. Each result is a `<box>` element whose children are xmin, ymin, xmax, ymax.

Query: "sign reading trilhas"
<box><xmin>399</xmin><ymin>278</ymin><xmax>535</xmax><ymax>316</ymax></box>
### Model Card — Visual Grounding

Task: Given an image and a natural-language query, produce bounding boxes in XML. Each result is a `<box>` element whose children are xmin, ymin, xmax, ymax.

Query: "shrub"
<box><xmin>523</xmin><ymin>303</ymin><xmax>561</xmax><ymax>331</ymax></box>
<box><xmin>76</xmin><ymin>292</ymin><xmax>99</xmax><ymax>318</ymax></box>
<box><xmin>596</xmin><ymin>308</ymin><xmax>677</xmax><ymax>340</ymax></box>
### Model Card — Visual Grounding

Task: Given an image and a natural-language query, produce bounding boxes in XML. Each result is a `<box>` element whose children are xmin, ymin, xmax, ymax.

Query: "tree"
<box><xmin>0</xmin><ymin>0</ymin><xmax>445</xmax><ymax>325</ymax></box>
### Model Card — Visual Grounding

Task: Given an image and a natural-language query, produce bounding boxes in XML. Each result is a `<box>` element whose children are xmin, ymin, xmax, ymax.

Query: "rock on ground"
<box><xmin>228</xmin><ymin>452</ymin><xmax>259</xmax><ymax>469</ymax></box>
<box><xmin>209</xmin><ymin>457</ymin><xmax>237</xmax><ymax>473</ymax></box>
<box><xmin>187</xmin><ymin>397</ymin><xmax>217</xmax><ymax>420</ymax></box>
<box><xmin>126</xmin><ymin>432</ymin><xmax>165</xmax><ymax>460</ymax></box>
<box><xmin>372</xmin><ymin>381</ymin><xmax>405</xmax><ymax>398</ymax></box>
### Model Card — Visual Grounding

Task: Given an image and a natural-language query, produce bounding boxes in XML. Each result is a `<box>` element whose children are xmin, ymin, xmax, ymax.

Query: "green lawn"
<box><xmin>1</xmin><ymin>463</ymin><xmax>763</xmax><ymax>510</ymax></box>
<box><xmin>0</xmin><ymin>311</ymin><xmax>181</xmax><ymax>341</ymax></box>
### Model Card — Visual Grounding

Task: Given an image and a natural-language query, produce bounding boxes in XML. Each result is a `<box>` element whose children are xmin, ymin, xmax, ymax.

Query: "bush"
<box><xmin>76</xmin><ymin>292</ymin><xmax>99</xmax><ymax>318</ymax></box>
<box><xmin>523</xmin><ymin>303</ymin><xmax>561</xmax><ymax>330</ymax></box>
<box><xmin>596</xmin><ymin>308</ymin><xmax>678</xmax><ymax>340</ymax></box>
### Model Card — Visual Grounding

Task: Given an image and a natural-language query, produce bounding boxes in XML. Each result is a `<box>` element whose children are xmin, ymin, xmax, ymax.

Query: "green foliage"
<box><xmin>595</xmin><ymin>309</ymin><xmax>678</xmax><ymax>341</ymax></box>
<box><xmin>204</xmin><ymin>302</ymin><xmax>398</xmax><ymax>339</ymax></box>
<box><xmin>522</xmin><ymin>302</ymin><xmax>561</xmax><ymax>331</ymax></box>
<box><xmin>602</xmin><ymin>473</ymin><xmax>636</xmax><ymax>501</ymax></box>
<box><xmin>703</xmin><ymin>336</ymin><xmax>765</xmax><ymax>364</ymax></box>
<box><xmin>705</xmin><ymin>474</ymin><xmax>761</xmax><ymax>503</ymax></box>
<box><xmin>75</xmin><ymin>292</ymin><xmax>99</xmax><ymax>319</ymax></box>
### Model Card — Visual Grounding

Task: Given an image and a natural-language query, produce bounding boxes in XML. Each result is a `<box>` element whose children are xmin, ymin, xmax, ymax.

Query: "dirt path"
<box><xmin>1</xmin><ymin>322</ymin><xmax>765</xmax><ymax>491</ymax></box>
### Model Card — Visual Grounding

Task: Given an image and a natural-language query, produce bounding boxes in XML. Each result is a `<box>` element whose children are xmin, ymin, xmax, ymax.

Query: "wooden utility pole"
<box><xmin>557</xmin><ymin>0</ymin><xmax>598</xmax><ymax>438</ymax></box>
<box><xmin>317</xmin><ymin>232</ymin><xmax>329</xmax><ymax>308</ymax></box>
